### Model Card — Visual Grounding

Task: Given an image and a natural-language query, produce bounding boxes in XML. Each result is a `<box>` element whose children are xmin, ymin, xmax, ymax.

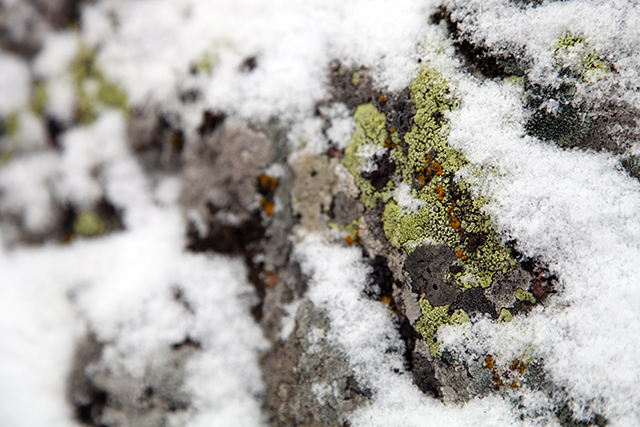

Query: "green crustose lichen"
<box><xmin>525</xmin><ymin>31</ymin><xmax>611</xmax><ymax>149</ymax></box>
<box><xmin>342</xmin><ymin>103</ymin><xmax>395</xmax><ymax>209</ymax></box>
<box><xmin>74</xmin><ymin>210</ymin><xmax>107</xmax><ymax>237</ymax></box>
<box><xmin>415</xmin><ymin>295</ymin><xmax>469</xmax><ymax>358</ymax></box>
<box><xmin>515</xmin><ymin>289</ymin><xmax>536</xmax><ymax>304</ymax></box>
<box><xmin>3</xmin><ymin>113</ymin><xmax>20</xmax><ymax>138</ymax></box>
<box><xmin>554</xmin><ymin>31</ymin><xmax>611</xmax><ymax>81</ymax></box>
<box><xmin>342</xmin><ymin>67</ymin><xmax>515</xmax><ymax>288</ymax></box>
<box><xmin>387</xmin><ymin>67</ymin><xmax>515</xmax><ymax>287</ymax></box>
<box><xmin>30</xmin><ymin>81</ymin><xmax>48</xmax><ymax>116</ymax></box>
<box><xmin>72</xmin><ymin>44</ymin><xmax>128</xmax><ymax>125</ymax></box>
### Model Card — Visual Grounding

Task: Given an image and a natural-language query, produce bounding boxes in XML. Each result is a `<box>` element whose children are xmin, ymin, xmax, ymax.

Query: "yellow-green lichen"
<box><xmin>30</xmin><ymin>81</ymin><xmax>48</xmax><ymax>116</ymax></box>
<box><xmin>515</xmin><ymin>289</ymin><xmax>536</xmax><ymax>304</ymax></box>
<box><xmin>71</xmin><ymin>43</ymin><xmax>128</xmax><ymax>125</ymax></box>
<box><xmin>553</xmin><ymin>31</ymin><xmax>611</xmax><ymax>81</ymax></box>
<box><xmin>193</xmin><ymin>51</ymin><xmax>217</xmax><ymax>75</ymax></box>
<box><xmin>383</xmin><ymin>67</ymin><xmax>515</xmax><ymax>287</ymax></box>
<box><xmin>415</xmin><ymin>295</ymin><xmax>469</xmax><ymax>358</ymax></box>
<box><xmin>342</xmin><ymin>67</ymin><xmax>515</xmax><ymax>288</ymax></box>
<box><xmin>342</xmin><ymin>103</ymin><xmax>395</xmax><ymax>209</ymax></box>
<box><xmin>74</xmin><ymin>210</ymin><xmax>107</xmax><ymax>237</ymax></box>
<box><xmin>498</xmin><ymin>308</ymin><xmax>513</xmax><ymax>323</ymax></box>
<box><xmin>3</xmin><ymin>113</ymin><xmax>20</xmax><ymax>138</ymax></box>
<box><xmin>351</xmin><ymin>70</ymin><xmax>360</xmax><ymax>87</ymax></box>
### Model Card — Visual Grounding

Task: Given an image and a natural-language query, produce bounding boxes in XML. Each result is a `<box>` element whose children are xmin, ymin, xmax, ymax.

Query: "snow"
<box><xmin>1</xmin><ymin>0</ymin><xmax>640</xmax><ymax>425</ymax></box>
<box><xmin>32</xmin><ymin>32</ymin><xmax>79</xmax><ymax>80</ymax></box>
<box><xmin>446</xmin><ymin>76</ymin><xmax>640</xmax><ymax>425</ymax></box>
<box><xmin>0</xmin><ymin>51</ymin><xmax>30</xmax><ymax>115</ymax></box>
<box><xmin>85</xmin><ymin>0</ymin><xmax>432</xmax><ymax>119</ymax></box>
<box><xmin>295</xmin><ymin>237</ymin><xmax>547</xmax><ymax>426</ymax></box>
<box><xmin>0</xmin><ymin>113</ymin><xmax>267</xmax><ymax>427</ymax></box>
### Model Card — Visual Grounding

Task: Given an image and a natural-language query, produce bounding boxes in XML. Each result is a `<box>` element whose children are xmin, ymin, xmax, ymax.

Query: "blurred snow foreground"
<box><xmin>1</xmin><ymin>0</ymin><xmax>640</xmax><ymax>426</ymax></box>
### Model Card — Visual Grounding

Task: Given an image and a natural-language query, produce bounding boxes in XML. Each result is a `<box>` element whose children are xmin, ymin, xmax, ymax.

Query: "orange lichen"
<box><xmin>450</xmin><ymin>217</ymin><xmax>461</xmax><ymax>229</ymax></box>
<box><xmin>379</xmin><ymin>95</ymin><xmax>388</xmax><ymax>103</ymax></box>
<box><xmin>435</xmin><ymin>186</ymin><xmax>445</xmax><ymax>201</ymax></box>
<box><xmin>432</xmin><ymin>161</ymin><xmax>443</xmax><ymax>175</ymax></box>
<box><xmin>345</xmin><ymin>235</ymin><xmax>355</xmax><ymax>245</ymax></box>
<box><xmin>258</xmin><ymin>174</ymin><xmax>280</xmax><ymax>194</ymax></box>
<box><xmin>260</xmin><ymin>197</ymin><xmax>275</xmax><ymax>217</ymax></box>
<box><xmin>456</xmin><ymin>249</ymin><xmax>464</xmax><ymax>259</ymax></box>
<box><xmin>510</xmin><ymin>359</ymin><xmax>527</xmax><ymax>375</ymax></box>
<box><xmin>484</xmin><ymin>355</ymin><xmax>495</xmax><ymax>370</ymax></box>
<box><xmin>484</xmin><ymin>355</ymin><xmax>527</xmax><ymax>390</ymax></box>
<box><xmin>383</xmin><ymin>135</ymin><xmax>396</xmax><ymax>149</ymax></box>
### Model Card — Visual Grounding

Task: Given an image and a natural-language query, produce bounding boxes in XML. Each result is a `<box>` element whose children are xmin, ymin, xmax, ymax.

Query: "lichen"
<box><xmin>30</xmin><ymin>81</ymin><xmax>48</xmax><ymax>116</ymax></box>
<box><xmin>3</xmin><ymin>113</ymin><xmax>19</xmax><ymax>138</ymax></box>
<box><xmin>414</xmin><ymin>294</ymin><xmax>469</xmax><ymax>358</ymax></box>
<box><xmin>553</xmin><ymin>31</ymin><xmax>611</xmax><ymax>82</ymax></box>
<box><xmin>351</xmin><ymin>70</ymin><xmax>360</xmax><ymax>87</ymax></box>
<box><xmin>341</xmin><ymin>103</ymin><xmax>395</xmax><ymax>209</ymax></box>
<box><xmin>525</xmin><ymin>31</ymin><xmax>612</xmax><ymax>149</ymax></box>
<box><xmin>193</xmin><ymin>51</ymin><xmax>216</xmax><ymax>75</ymax></box>
<box><xmin>621</xmin><ymin>155</ymin><xmax>640</xmax><ymax>181</ymax></box>
<box><xmin>383</xmin><ymin>67</ymin><xmax>515</xmax><ymax>287</ymax></box>
<box><xmin>74</xmin><ymin>210</ymin><xmax>107</xmax><ymax>237</ymax></box>
<box><xmin>515</xmin><ymin>289</ymin><xmax>536</xmax><ymax>304</ymax></box>
<box><xmin>71</xmin><ymin>43</ymin><xmax>128</xmax><ymax>125</ymax></box>
<box><xmin>498</xmin><ymin>308</ymin><xmax>513</xmax><ymax>323</ymax></box>
<box><xmin>341</xmin><ymin>67</ymin><xmax>515</xmax><ymax>288</ymax></box>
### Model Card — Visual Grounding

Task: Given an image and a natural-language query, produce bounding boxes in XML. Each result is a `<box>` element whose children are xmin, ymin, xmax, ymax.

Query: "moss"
<box><xmin>342</xmin><ymin>103</ymin><xmax>395</xmax><ymax>209</ymax></box>
<box><xmin>74</xmin><ymin>210</ymin><xmax>107</xmax><ymax>237</ymax></box>
<box><xmin>30</xmin><ymin>81</ymin><xmax>48</xmax><ymax>116</ymax></box>
<box><xmin>415</xmin><ymin>295</ymin><xmax>469</xmax><ymax>358</ymax></box>
<box><xmin>71</xmin><ymin>43</ymin><xmax>128</xmax><ymax>125</ymax></box>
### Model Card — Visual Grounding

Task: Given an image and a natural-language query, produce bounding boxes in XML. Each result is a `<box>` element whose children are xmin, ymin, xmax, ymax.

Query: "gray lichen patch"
<box><xmin>261</xmin><ymin>300</ymin><xmax>371</xmax><ymax>427</ymax></box>
<box><xmin>127</xmin><ymin>106</ymin><xmax>184</xmax><ymax>173</ymax></box>
<box><xmin>405</xmin><ymin>244</ymin><xmax>460</xmax><ymax>307</ymax></box>
<box><xmin>484</xmin><ymin>267</ymin><xmax>533</xmax><ymax>313</ymax></box>
<box><xmin>291</xmin><ymin>153</ymin><xmax>337</xmax><ymax>233</ymax></box>
<box><xmin>181</xmin><ymin>114</ymin><xmax>274</xmax><ymax>228</ymax></box>
<box><xmin>67</xmin><ymin>332</ymin><xmax>196</xmax><ymax>427</ymax></box>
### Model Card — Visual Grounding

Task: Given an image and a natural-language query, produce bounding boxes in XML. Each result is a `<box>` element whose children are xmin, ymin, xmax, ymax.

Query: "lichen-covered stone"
<box><xmin>71</xmin><ymin>44</ymin><xmax>128</xmax><ymax>125</ymax></box>
<box><xmin>342</xmin><ymin>103</ymin><xmax>394</xmax><ymax>209</ymax></box>
<box><xmin>414</xmin><ymin>295</ymin><xmax>469</xmax><ymax>358</ymax></box>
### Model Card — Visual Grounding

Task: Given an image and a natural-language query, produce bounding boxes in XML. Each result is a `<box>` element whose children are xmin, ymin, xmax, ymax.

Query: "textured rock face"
<box><xmin>2</xmin><ymin>1</ymin><xmax>639</xmax><ymax>426</ymax></box>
